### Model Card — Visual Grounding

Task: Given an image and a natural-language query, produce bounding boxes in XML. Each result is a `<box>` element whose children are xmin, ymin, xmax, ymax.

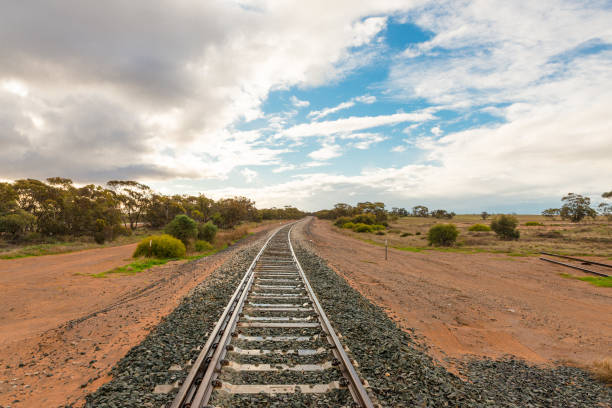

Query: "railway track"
<box><xmin>169</xmin><ymin>223</ymin><xmax>374</xmax><ymax>407</ymax></box>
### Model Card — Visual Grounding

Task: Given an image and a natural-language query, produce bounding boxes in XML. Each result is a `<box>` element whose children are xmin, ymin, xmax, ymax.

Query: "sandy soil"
<box><xmin>295</xmin><ymin>218</ymin><xmax>612</xmax><ymax>370</ymax></box>
<box><xmin>0</xmin><ymin>222</ymin><xmax>286</xmax><ymax>408</ymax></box>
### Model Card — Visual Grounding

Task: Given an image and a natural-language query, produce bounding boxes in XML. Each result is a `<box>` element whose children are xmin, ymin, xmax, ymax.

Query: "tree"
<box><xmin>164</xmin><ymin>214</ymin><xmax>198</xmax><ymax>247</ymax></box>
<box><xmin>559</xmin><ymin>193</ymin><xmax>596</xmax><ymax>223</ymax></box>
<box><xmin>481</xmin><ymin>211</ymin><xmax>489</xmax><ymax>220</ymax></box>
<box><xmin>391</xmin><ymin>207</ymin><xmax>409</xmax><ymax>217</ymax></box>
<box><xmin>600</xmin><ymin>190</ymin><xmax>612</xmax><ymax>221</ymax></box>
<box><xmin>541</xmin><ymin>208</ymin><xmax>560</xmax><ymax>219</ymax></box>
<box><xmin>107</xmin><ymin>180</ymin><xmax>151</xmax><ymax>230</ymax></box>
<box><xmin>490</xmin><ymin>214</ymin><xmax>520</xmax><ymax>240</ymax></box>
<box><xmin>214</xmin><ymin>196</ymin><xmax>256</xmax><ymax>228</ymax></box>
<box><xmin>412</xmin><ymin>205</ymin><xmax>429</xmax><ymax>217</ymax></box>
<box><xmin>430</xmin><ymin>209</ymin><xmax>455</xmax><ymax>219</ymax></box>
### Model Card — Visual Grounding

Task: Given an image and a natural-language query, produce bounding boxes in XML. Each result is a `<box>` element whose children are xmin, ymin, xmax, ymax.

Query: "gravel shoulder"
<box><xmin>0</xmin><ymin>222</ymin><xmax>285</xmax><ymax>408</ymax></box>
<box><xmin>297</xmin><ymin>217</ymin><xmax>612</xmax><ymax>369</ymax></box>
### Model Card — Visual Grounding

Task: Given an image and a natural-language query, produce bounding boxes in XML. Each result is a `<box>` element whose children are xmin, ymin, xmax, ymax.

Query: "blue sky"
<box><xmin>1</xmin><ymin>1</ymin><xmax>611</xmax><ymax>212</ymax></box>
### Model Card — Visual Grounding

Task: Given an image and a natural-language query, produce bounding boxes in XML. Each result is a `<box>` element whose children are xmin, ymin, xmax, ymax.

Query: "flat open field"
<box><xmin>296</xmin><ymin>218</ymin><xmax>612</xmax><ymax>371</ymax></box>
<box><xmin>0</xmin><ymin>221</ymin><xmax>287</xmax><ymax>408</ymax></box>
<box><xmin>344</xmin><ymin>214</ymin><xmax>612</xmax><ymax>257</ymax></box>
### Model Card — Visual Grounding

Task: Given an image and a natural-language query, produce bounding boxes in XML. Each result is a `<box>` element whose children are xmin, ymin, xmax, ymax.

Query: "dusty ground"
<box><xmin>0</xmin><ymin>222</ymin><xmax>286</xmax><ymax>408</ymax></box>
<box><xmin>295</xmin><ymin>217</ymin><xmax>612</xmax><ymax>370</ymax></box>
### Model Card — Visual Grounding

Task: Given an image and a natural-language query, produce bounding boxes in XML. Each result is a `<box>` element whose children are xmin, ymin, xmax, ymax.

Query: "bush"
<box><xmin>400</xmin><ymin>232</ymin><xmax>412</xmax><ymax>237</ymax></box>
<box><xmin>334</xmin><ymin>217</ymin><xmax>351</xmax><ymax>227</ymax></box>
<box><xmin>468</xmin><ymin>224</ymin><xmax>491</xmax><ymax>232</ymax></box>
<box><xmin>133</xmin><ymin>234</ymin><xmax>186</xmax><ymax>258</ymax></box>
<box><xmin>164</xmin><ymin>214</ymin><xmax>198</xmax><ymax>246</ymax></box>
<box><xmin>0</xmin><ymin>210</ymin><xmax>36</xmax><ymax>239</ymax></box>
<box><xmin>93</xmin><ymin>231</ymin><xmax>106</xmax><ymax>244</ymax></box>
<box><xmin>490</xmin><ymin>215</ymin><xmax>520</xmax><ymax>240</ymax></box>
<box><xmin>352</xmin><ymin>214</ymin><xmax>376</xmax><ymax>225</ymax></box>
<box><xmin>353</xmin><ymin>223</ymin><xmax>373</xmax><ymax>233</ymax></box>
<box><xmin>342</xmin><ymin>222</ymin><xmax>355</xmax><ymax>229</ymax></box>
<box><xmin>415</xmin><ymin>231</ymin><xmax>421</xmax><ymax>235</ymax></box>
<box><xmin>524</xmin><ymin>221</ymin><xmax>543</xmax><ymax>226</ymax></box>
<box><xmin>195</xmin><ymin>240</ymin><xmax>214</xmax><ymax>252</ymax></box>
<box><xmin>375</xmin><ymin>231</ymin><xmax>385</xmax><ymax>235</ymax></box>
<box><xmin>197</xmin><ymin>221</ymin><xmax>218</xmax><ymax>243</ymax></box>
<box><xmin>427</xmin><ymin>224</ymin><xmax>459</xmax><ymax>246</ymax></box>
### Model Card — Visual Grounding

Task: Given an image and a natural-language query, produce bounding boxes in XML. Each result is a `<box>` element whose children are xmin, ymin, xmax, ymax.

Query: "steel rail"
<box><xmin>287</xmin><ymin>224</ymin><xmax>375</xmax><ymax>408</ymax></box>
<box><xmin>540</xmin><ymin>257</ymin><xmax>609</xmax><ymax>278</ymax></box>
<box><xmin>540</xmin><ymin>252</ymin><xmax>612</xmax><ymax>269</ymax></box>
<box><xmin>169</xmin><ymin>224</ymin><xmax>285</xmax><ymax>408</ymax></box>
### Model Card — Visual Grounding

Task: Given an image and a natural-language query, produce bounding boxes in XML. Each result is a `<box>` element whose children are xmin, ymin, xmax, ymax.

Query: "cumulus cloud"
<box><xmin>0</xmin><ymin>0</ymin><xmax>404</xmax><ymax>182</ymax></box>
<box><xmin>290</xmin><ymin>96</ymin><xmax>310</xmax><ymax>108</ymax></box>
<box><xmin>308</xmin><ymin>94</ymin><xmax>379</xmax><ymax>120</ymax></box>
<box><xmin>241</xmin><ymin>168</ymin><xmax>258</xmax><ymax>183</ymax></box>
<box><xmin>308</xmin><ymin>144</ymin><xmax>342</xmax><ymax>161</ymax></box>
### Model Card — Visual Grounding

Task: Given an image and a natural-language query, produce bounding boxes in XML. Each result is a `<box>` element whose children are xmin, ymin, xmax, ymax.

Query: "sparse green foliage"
<box><xmin>542</xmin><ymin>208</ymin><xmax>560</xmax><ymax>219</ymax></box>
<box><xmin>468</xmin><ymin>223</ymin><xmax>491</xmax><ymax>232</ymax></box>
<box><xmin>164</xmin><ymin>214</ymin><xmax>198</xmax><ymax>247</ymax></box>
<box><xmin>490</xmin><ymin>214</ymin><xmax>520</xmax><ymax>240</ymax></box>
<box><xmin>197</xmin><ymin>221</ymin><xmax>218</xmax><ymax>243</ymax></box>
<box><xmin>427</xmin><ymin>224</ymin><xmax>459</xmax><ymax>246</ymax></box>
<box><xmin>430</xmin><ymin>209</ymin><xmax>455</xmax><ymax>219</ymax></box>
<box><xmin>195</xmin><ymin>240</ymin><xmax>214</xmax><ymax>252</ymax></box>
<box><xmin>524</xmin><ymin>221</ymin><xmax>543</xmax><ymax>226</ymax></box>
<box><xmin>0</xmin><ymin>210</ymin><xmax>36</xmax><ymax>239</ymax></box>
<box><xmin>133</xmin><ymin>234</ymin><xmax>186</xmax><ymax>258</ymax></box>
<box><xmin>481</xmin><ymin>211</ymin><xmax>489</xmax><ymax>220</ymax></box>
<box><xmin>412</xmin><ymin>205</ymin><xmax>429</xmax><ymax>217</ymax></box>
<box><xmin>560</xmin><ymin>193</ymin><xmax>596</xmax><ymax>222</ymax></box>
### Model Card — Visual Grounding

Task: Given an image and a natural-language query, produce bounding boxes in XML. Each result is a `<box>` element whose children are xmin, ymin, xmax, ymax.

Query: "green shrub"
<box><xmin>195</xmin><ymin>240</ymin><xmax>214</xmax><ymax>252</ymax></box>
<box><xmin>133</xmin><ymin>234</ymin><xmax>186</xmax><ymax>258</ymax></box>
<box><xmin>353</xmin><ymin>223</ymin><xmax>374</xmax><ymax>233</ymax></box>
<box><xmin>524</xmin><ymin>221</ymin><xmax>543</xmax><ymax>226</ymax></box>
<box><xmin>334</xmin><ymin>217</ymin><xmax>351</xmax><ymax>227</ymax></box>
<box><xmin>468</xmin><ymin>224</ymin><xmax>491</xmax><ymax>232</ymax></box>
<box><xmin>490</xmin><ymin>215</ymin><xmax>520</xmax><ymax>240</ymax></box>
<box><xmin>197</xmin><ymin>221</ymin><xmax>218</xmax><ymax>243</ymax></box>
<box><xmin>164</xmin><ymin>214</ymin><xmax>198</xmax><ymax>246</ymax></box>
<box><xmin>0</xmin><ymin>210</ymin><xmax>36</xmax><ymax>239</ymax></box>
<box><xmin>342</xmin><ymin>222</ymin><xmax>355</xmax><ymax>229</ymax></box>
<box><xmin>427</xmin><ymin>224</ymin><xmax>459</xmax><ymax>246</ymax></box>
<box><xmin>375</xmin><ymin>231</ymin><xmax>385</xmax><ymax>235</ymax></box>
<box><xmin>371</xmin><ymin>224</ymin><xmax>386</xmax><ymax>231</ymax></box>
<box><xmin>93</xmin><ymin>231</ymin><xmax>106</xmax><ymax>244</ymax></box>
<box><xmin>415</xmin><ymin>231</ymin><xmax>421</xmax><ymax>235</ymax></box>
<box><xmin>400</xmin><ymin>232</ymin><xmax>412</xmax><ymax>237</ymax></box>
<box><xmin>352</xmin><ymin>214</ymin><xmax>376</xmax><ymax>225</ymax></box>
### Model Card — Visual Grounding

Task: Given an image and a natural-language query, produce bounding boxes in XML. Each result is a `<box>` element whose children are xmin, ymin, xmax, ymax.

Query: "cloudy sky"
<box><xmin>1</xmin><ymin>0</ymin><xmax>611</xmax><ymax>212</ymax></box>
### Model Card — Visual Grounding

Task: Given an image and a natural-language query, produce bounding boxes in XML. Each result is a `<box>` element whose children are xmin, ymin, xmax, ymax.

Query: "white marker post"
<box><xmin>385</xmin><ymin>239</ymin><xmax>388</xmax><ymax>260</ymax></box>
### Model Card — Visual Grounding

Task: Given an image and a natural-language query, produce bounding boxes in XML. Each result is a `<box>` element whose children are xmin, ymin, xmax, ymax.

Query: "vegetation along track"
<box><xmin>169</xmin><ymin>222</ymin><xmax>374</xmax><ymax>407</ymax></box>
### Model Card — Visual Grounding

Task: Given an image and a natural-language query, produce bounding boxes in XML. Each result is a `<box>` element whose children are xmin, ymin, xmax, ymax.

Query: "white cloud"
<box><xmin>354</xmin><ymin>94</ymin><xmax>377</xmax><ymax>104</ymax></box>
<box><xmin>290</xmin><ymin>95</ymin><xmax>310</xmax><ymax>108</ymax></box>
<box><xmin>308</xmin><ymin>94</ymin><xmax>378</xmax><ymax>120</ymax></box>
<box><xmin>272</xmin><ymin>164</ymin><xmax>296</xmax><ymax>173</ymax></box>
<box><xmin>430</xmin><ymin>125</ymin><xmax>442</xmax><ymax>136</ymax></box>
<box><xmin>308</xmin><ymin>144</ymin><xmax>342</xmax><ymax>160</ymax></box>
<box><xmin>391</xmin><ymin>145</ymin><xmax>406</xmax><ymax>152</ymax></box>
<box><xmin>340</xmin><ymin>132</ymin><xmax>387</xmax><ymax>149</ymax></box>
<box><xmin>240</xmin><ymin>167</ymin><xmax>258</xmax><ymax>183</ymax></box>
<box><xmin>282</xmin><ymin>110</ymin><xmax>435</xmax><ymax>139</ymax></box>
<box><xmin>308</xmin><ymin>101</ymin><xmax>355</xmax><ymax>120</ymax></box>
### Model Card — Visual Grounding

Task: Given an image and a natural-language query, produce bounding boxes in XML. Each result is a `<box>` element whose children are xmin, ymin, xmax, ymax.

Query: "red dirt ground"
<box><xmin>0</xmin><ymin>222</ymin><xmax>285</xmax><ymax>408</ymax></box>
<box><xmin>294</xmin><ymin>218</ymin><xmax>612</xmax><ymax>370</ymax></box>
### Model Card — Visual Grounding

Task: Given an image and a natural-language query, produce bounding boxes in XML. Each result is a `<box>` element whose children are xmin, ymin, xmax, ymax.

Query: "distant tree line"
<box><xmin>313</xmin><ymin>202</ymin><xmax>457</xmax><ymax>221</ymax></box>
<box><xmin>0</xmin><ymin>178</ymin><xmax>306</xmax><ymax>243</ymax></box>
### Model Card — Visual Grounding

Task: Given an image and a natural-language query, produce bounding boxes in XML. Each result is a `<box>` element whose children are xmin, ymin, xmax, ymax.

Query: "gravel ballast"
<box><xmin>293</xmin><ymin>243</ymin><xmax>612</xmax><ymax>407</ymax></box>
<box><xmin>83</xmin><ymin>226</ymin><xmax>611</xmax><ymax>407</ymax></box>
<box><xmin>84</xmin><ymin>242</ymin><xmax>264</xmax><ymax>408</ymax></box>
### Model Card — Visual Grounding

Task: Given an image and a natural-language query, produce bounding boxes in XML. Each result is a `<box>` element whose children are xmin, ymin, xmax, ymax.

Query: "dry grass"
<box><xmin>331</xmin><ymin>214</ymin><xmax>612</xmax><ymax>258</ymax></box>
<box><xmin>591</xmin><ymin>358</ymin><xmax>612</xmax><ymax>385</ymax></box>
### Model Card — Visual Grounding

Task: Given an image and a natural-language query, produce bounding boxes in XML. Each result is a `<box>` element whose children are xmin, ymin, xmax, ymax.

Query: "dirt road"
<box><xmin>0</xmin><ymin>222</ymin><xmax>285</xmax><ymax>408</ymax></box>
<box><xmin>295</xmin><ymin>218</ymin><xmax>612</xmax><ymax>368</ymax></box>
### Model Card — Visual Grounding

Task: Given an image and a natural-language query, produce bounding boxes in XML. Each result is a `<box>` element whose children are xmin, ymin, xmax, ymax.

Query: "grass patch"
<box><xmin>0</xmin><ymin>242</ymin><xmax>80</xmax><ymax>259</ymax></box>
<box><xmin>591</xmin><ymin>358</ymin><xmax>612</xmax><ymax>385</ymax></box>
<box><xmin>92</xmin><ymin>258</ymin><xmax>173</xmax><ymax>278</ymax></box>
<box><xmin>560</xmin><ymin>273</ymin><xmax>612</xmax><ymax>287</ymax></box>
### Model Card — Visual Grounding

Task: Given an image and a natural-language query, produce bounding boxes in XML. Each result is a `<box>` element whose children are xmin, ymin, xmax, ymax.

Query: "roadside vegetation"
<box><xmin>314</xmin><ymin>192</ymin><xmax>612</xmax><ymax>258</ymax></box>
<box><xmin>0</xmin><ymin>177</ymin><xmax>305</xmax><ymax>259</ymax></box>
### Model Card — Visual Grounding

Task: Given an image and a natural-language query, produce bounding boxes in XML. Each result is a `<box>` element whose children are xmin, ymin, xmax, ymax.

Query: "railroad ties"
<box><xmin>170</xmin><ymin>223</ymin><xmax>374</xmax><ymax>407</ymax></box>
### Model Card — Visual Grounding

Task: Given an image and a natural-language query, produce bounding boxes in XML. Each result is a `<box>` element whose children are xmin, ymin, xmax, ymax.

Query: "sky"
<box><xmin>1</xmin><ymin>0</ymin><xmax>611</xmax><ymax>213</ymax></box>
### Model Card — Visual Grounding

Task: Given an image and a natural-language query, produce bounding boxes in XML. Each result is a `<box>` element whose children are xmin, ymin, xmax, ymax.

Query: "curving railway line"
<box><xmin>169</xmin><ymin>222</ymin><xmax>374</xmax><ymax>407</ymax></box>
